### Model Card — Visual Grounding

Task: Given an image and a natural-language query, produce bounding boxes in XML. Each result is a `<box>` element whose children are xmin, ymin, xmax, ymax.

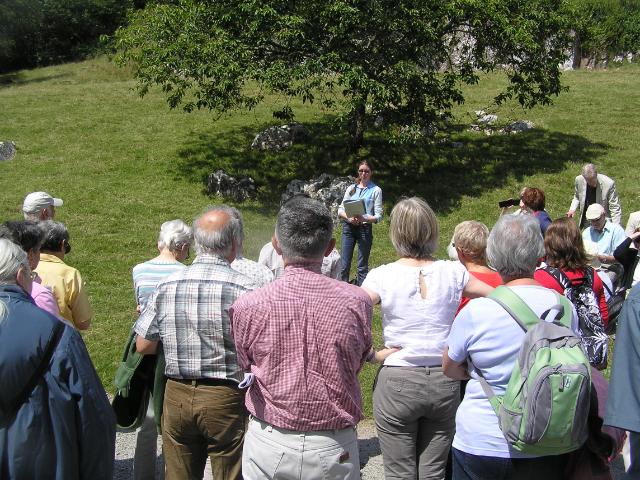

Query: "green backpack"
<box><xmin>477</xmin><ymin>286</ymin><xmax>592</xmax><ymax>456</ymax></box>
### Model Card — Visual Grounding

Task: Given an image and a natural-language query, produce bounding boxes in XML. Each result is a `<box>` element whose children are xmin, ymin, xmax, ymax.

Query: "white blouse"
<box><xmin>362</xmin><ymin>260</ymin><xmax>469</xmax><ymax>367</ymax></box>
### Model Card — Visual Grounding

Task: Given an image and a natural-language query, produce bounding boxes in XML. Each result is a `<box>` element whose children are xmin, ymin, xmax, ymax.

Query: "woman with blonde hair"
<box><xmin>362</xmin><ymin>197</ymin><xmax>493</xmax><ymax>479</ymax></box>
<box><xmin>453</xmin><ymin>221</ymin><xmax>503</xmax><ymax>313</ymax></box>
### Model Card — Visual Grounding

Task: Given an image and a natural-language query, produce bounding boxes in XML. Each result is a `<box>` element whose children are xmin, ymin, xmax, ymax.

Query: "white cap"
<box><xmin>22</xmin><ymin>191</ymin><xmax>64</xmax><ymax>214</ymax></box>
<box><xmin>585</xmin><ymin>203</ymin><xmax>605</xmax><ymax>221</ymax></box>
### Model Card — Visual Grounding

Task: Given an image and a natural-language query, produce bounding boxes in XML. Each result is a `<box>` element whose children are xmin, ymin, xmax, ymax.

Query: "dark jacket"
<box><xmin>112</xmin><ymin>330</ymin><xmax>166</xmax><ymax>433</ymax></box>
<box><xmin>0</xmin><ymin>284</ymin><xmax>115</xmax><ymax>479</ymax></box>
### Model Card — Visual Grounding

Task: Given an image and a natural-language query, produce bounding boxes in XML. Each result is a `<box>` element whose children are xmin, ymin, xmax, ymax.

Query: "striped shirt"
<box><xmin>135</xmin><ymin>254</ymin><xmax>257</xmax><ymax>381</ymax></box>
<box><xmin>132</xmin><ymin>260</ymin><xmax>186</xmax><ymax>311</ymax></box>
<box><xmin>230</xmin><ymin>263</ymin><xmax>373</xmax><ymax>431</ymax></box>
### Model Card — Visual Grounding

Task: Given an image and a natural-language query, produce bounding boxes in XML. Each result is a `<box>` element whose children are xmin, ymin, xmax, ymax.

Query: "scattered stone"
<box><xmin>206</xmin><ymin>169</ymin><xmax>256</xmax><ymax>202</ymax></box>
<box><xmin>470</xmin><ymin>124</ymin><xmax>481</xmax><ymax>132</ymax></box>
<box><xmin>503</xmin><ymin>120</ymin><xmax>534</xmax><ymax>134</ymax></box>
<box><xmin>0</xmin><ymin>141</ymin><xmax>16</xmax><ymax>161</ymax></box>
<box><xmin>251</xmin><ymin>123</ymin><xmax>310</xmax><ymax>151</ymax></box>
<box><xmin>281</xmin><ymin>174</ymin><xmax>354</xmax><ymax>219</ymax></box>
<box><xmin>478</xmin><ymin>114</ymin><xmax>498</xmax><ymax>125</ymax></box>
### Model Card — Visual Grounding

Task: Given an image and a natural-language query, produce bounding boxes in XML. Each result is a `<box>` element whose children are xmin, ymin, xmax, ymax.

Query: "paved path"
<box><xmin>115</xmin><ymin>419</ymin><xmax>629</xmax><ymax>479</ymax></box>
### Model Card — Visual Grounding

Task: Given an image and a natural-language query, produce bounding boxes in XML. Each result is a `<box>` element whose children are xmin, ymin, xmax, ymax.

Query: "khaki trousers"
<box><xmin>242</xmin><ymin>417</ymin><xmax>360</xmax><ymax>480</ymax></box>
<box><xmin>162</xmin><ymin>378</ymin><xmax>246</xmax><ymax>480</ymax></box>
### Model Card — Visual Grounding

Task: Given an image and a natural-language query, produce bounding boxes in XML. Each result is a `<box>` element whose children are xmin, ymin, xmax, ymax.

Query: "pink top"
<box><xmin>31</xmin><ymin>277</ymin><xmax>61</xmax><ymax>318</ymax></box>
<box><xmin>230</xmin><ymin>263</ymin><xmax>373</xmax><ymax>431</ymax></box>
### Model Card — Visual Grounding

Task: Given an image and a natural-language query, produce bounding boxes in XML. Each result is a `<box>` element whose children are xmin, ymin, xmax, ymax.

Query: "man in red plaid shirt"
<box><xmin>230</xmin><ymin>196</ymin><xmax>373</xmax><ymax>479</ymax></box>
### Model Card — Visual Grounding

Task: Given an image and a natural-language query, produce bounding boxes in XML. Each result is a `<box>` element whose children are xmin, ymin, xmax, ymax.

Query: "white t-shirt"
<box><xmin>258</xmin><ymin>242</ymin><xmax>342</xmax><ymax>280</ymax></box>
<box><xmin>447</xmin><ymin>285</ymin><xmax>578</xmax><ymax>459</ymax></box>
<box><xmin>362</xmin><ymin>260</ymin><xmax>469</xmax><ymax>367</ymax></box>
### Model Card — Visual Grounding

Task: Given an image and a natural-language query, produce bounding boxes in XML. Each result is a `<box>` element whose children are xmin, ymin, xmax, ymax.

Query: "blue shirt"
<box><xmin>582</xmin><ymin>221</ymin><xmax>626</xmax><ymax>256</ymax></box>
<box><xmin>132</xmin><ymin>259</ymin><xmax>186</xmax><ymax>312</ymax></box>
<box><xmin>605</xmin><ymin>283</ymin><xmax>640</xmax><ymax>432</ymax></box>
<box><xmin>338</xmin><ymin>181</ymin><xmax>383</xmax><ymax>223</ymax></box>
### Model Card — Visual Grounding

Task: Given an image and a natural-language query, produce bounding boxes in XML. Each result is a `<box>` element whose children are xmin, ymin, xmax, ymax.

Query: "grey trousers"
<box><xmin>373</xmin><ymin>366</ymin><xmax>460</xmax><ymax>480</ymax></box>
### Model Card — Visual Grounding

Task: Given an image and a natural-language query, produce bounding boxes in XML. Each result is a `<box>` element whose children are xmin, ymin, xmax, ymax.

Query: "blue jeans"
<box><xmin>340</xmin><ymin>222</ymin><xmax>372</xmax><ymax>286</ymax></box>
<box><xmin>452</xmin><ymin>448</ymin><xmax>569</xmax><ymax>480</ymax></box>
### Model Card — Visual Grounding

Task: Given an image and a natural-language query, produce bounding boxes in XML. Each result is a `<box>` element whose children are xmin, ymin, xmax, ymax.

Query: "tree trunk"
<box><xmin>348</xmin><ymin>101</ymin><xmax>366</xmax><ymax>151</ymax></box>
<box><xmin>572</xmin><ymin>33</ymin><xmax>582</xmax><ymax>70</ymax></box>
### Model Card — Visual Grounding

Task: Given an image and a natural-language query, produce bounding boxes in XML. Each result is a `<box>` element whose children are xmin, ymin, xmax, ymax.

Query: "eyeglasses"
<box><xmin>358</xmin><ymin>169</ymin><xmax>371</xmax><ymax>174</ymax></box>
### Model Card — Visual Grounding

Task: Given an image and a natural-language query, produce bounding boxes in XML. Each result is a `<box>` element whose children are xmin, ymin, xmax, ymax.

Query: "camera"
<box><xmin>498</xmin><ymin>198</ymin><xmax>520</xmax><ymax>208</ymax></box>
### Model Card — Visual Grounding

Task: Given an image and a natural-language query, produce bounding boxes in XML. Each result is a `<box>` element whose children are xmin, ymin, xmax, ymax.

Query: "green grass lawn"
<box><xmin>1</xmin><ymin>57</ymin><xmax>639</xmax><ymax>417</ymax></box>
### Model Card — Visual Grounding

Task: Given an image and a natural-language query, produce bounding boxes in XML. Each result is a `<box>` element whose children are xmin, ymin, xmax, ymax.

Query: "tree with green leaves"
<box><xmin>115</xmin><ymin>0</ymin><xmax>571</xmax><ymax>150</ymax></box>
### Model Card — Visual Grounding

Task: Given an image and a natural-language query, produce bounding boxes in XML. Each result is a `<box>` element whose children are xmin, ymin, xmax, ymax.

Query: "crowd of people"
<box><xmin>1</xmin><ymin>161</ymin><xmax>640</xmax><ymax>480</ymax></box>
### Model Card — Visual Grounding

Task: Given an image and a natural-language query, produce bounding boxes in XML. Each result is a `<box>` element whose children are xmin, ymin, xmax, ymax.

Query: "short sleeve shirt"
<box><xmin>362</xmin><ymin>260</ymin><xmax>469</xmax><ymax>367</ymax></box>
<box><xmin>447</xmin><ymin>285</ymin><xmax>578</xmax><ymax>458</ymax></box>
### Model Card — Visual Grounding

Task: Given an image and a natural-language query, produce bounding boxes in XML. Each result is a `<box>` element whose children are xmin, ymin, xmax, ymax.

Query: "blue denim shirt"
<box><xmin>338</xmin><ymin>181</ymin><xmax>383</xmax><ymax>223</ymax></box>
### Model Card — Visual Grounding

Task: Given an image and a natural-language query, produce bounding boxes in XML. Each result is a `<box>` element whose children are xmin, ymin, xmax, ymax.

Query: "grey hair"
<box><xmin>487</xmin><ymin>215</ymin><xmax>544</xmax><ymax>281</ymax></box>
<box><xmin>193</xmin><ymin>205</ymin><xmax>239</xmax><ymax>257</ymax></box>
<box><xmin>39</xmin><ymin>220</ymin><xmax>69</xmax><ymax>252</ymax></box>
<box><xmin>227</xmin><ymin>207</ymin><xmax>245</xmax><ymax>254</ymax></box>
<box><xmin>582</xmin><ymin>163</ymin><xmax>597</xmax><ymax>179</ymax></box>
<box><xmin>276</xmin><ymin>196</ymin><xmax>333</xmax><ymax>260</ymax></box>
<box><xmin>0</xmin><ymin>238</ymin><xmax>30</xmax><ymax>285</ymax></box>
<box><xmin>0</xmin><ymin>239</ymin><xmax>31</xmax><ymax>323</ymax></box>
<box><xmin>389</xmin><ymin>197</ymin><xmax>438</xmax><ymax>259</ymax></box>
<box><xmin>158</xmin><ymin>219</ymin><xmax>193</xmax><ymax>252</ymax></box>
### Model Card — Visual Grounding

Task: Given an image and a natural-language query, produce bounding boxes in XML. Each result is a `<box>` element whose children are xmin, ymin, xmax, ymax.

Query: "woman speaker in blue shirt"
<box><xmin>337</xmin><ymin>160</ymin><xmax>383</xmax><ymax>285</ymax></box>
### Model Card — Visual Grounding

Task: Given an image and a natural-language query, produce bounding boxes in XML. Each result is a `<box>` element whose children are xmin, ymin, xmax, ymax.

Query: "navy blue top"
<box><xmin>0</xmin><ymin>284</ymin><xmax>115</xmax><ymax>479</ymax></box>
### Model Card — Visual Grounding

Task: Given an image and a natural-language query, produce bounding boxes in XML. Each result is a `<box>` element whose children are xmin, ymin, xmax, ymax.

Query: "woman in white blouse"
<box><xmin>362</xmin><ymin>197</ymin><xmax>492</xmax><ymax>479</ymax></box>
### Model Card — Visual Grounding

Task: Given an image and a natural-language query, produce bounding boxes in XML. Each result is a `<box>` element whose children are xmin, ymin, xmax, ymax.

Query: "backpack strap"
<box><xmin>542</xmin><ymin>265</ymin><xmax>572</xmax><ymax>291</ymax></box>
<box><xmin>488</xmin><ymin>286</ymin><xmax>543</xmax><ymax>331</ymax></box>
<box><xmin>584</xmin><ymin>266</ymin><xmax>595</xmax><ymax>288</ymax></box>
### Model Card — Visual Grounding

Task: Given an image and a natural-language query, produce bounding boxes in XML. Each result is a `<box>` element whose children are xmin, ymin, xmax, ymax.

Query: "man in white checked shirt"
<box><xmin>135</xmin><ymin>206</ymin><xmax>257</xmax><ymax>480</ymax></box>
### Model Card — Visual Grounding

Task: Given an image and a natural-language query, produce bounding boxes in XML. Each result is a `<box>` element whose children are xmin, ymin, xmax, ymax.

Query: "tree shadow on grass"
<box><xmin>172</xmin><ymin>118</ymin><xmax>610</xmax><ymax>215</ymax></box>
<box><xmin>0</xmin><ymin>71</ymin><xmax>68</xmax><ymax>89</ymax></box>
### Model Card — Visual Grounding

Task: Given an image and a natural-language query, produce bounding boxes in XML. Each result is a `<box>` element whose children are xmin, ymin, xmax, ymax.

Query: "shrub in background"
<box><xmin>0</xmin><ymin>0</ymin><xmax>145</xmax><ymax>73</ymax></box>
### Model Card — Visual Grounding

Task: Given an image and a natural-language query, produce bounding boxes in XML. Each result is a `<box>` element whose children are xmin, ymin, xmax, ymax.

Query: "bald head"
<box><xmin>193</xmin><ymin>206</ymin><xmax>239</xmax><ymax>261</ymax></box>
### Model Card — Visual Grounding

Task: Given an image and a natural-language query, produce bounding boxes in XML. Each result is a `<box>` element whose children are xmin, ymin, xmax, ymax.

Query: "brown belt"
<box><xmin>168</xmin><ymin>377</ymin><xmax>239</xmax><ymax>388</ymax></box>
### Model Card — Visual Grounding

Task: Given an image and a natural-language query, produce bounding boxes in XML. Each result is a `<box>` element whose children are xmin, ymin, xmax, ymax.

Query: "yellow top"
<box><xmin>36</xmin><ymin>253</ymin><xmax>92</xmax><ymax>330</ymax></box>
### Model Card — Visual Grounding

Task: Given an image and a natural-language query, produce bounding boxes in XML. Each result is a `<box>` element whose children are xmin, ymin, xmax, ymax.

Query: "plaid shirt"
<box><xmin>230</xmin><ymin>263</ymin><xmax>373</xmax><ymax>431</ymax></box>
<box><xmin>135</xmin><ymin>254</ymin><xmax>256</xmax><ymax>381</ymax></box>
